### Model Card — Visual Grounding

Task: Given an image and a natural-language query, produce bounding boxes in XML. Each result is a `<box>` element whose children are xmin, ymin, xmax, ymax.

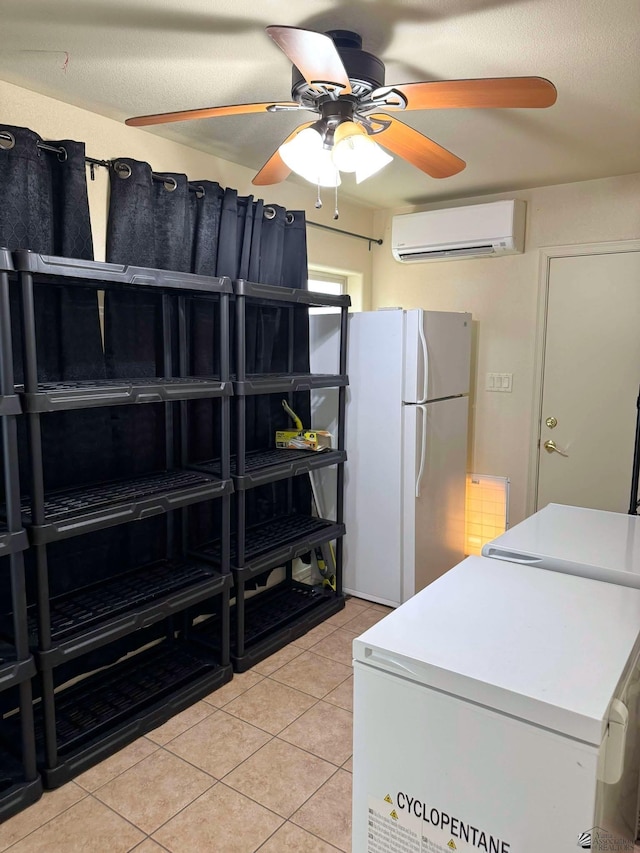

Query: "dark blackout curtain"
<box><xmin>0</xmin><ymin>125</ymin><xmax>124</xmax><ymax>675</ymax></box>
<box><xmin>103</xmin><ymin>158</ymin><xmax>311</xmax><ymax>549</ymax></box>
<box><xmin>0</xmin><ymin>125</ymin><xmax>109</xmax><ymax>498</ymax></box>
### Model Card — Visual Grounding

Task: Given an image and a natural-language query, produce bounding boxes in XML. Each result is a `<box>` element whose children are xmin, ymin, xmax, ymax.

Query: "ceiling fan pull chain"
<box><xmin>315</xmin><ymin>181</ymin><xmax>322</xmax><ymax>209</ymax></box>
<box><xmin>334</xmin><ymin>183</ymin><xmax>339</xmax><ymax>220</ymax></box>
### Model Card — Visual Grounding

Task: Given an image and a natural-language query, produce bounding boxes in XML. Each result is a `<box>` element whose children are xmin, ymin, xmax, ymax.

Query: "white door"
<box><xmin>537</xmin><ymin>250</ymin><xmax>640</xmax><ymax>512</ymax></box>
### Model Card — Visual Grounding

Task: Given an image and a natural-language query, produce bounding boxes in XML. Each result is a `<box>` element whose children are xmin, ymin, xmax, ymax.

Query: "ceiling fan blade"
<box><xmin>125</xmin><ymin>101</ymin><xmax>301</xmax><ymax>127</ymax></box>
<box><xmin>388</xmin><ymin>77</ymin><xmax>557</xmax><ymax>110</ymax></box>
<box><xmin>370</xmin><ymin>114</ymin><xmax>466</xmax><ymax>179</ymax></box>
<box><xmin>252</xmin><ymin>122</ymin><xmax>314</xmax><ymax>186</ymax></box>
<box><xmin>266</xmin><ymin>25</ymin><xmax>352</xmax><ymax>95</ymax></box>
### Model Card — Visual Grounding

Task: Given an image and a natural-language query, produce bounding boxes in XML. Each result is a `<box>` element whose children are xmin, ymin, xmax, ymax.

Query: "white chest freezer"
<box><xmin>482</xmin><ymin>503</ymin><xmax>640</xmax><ymax>588</ymax></box>
<box><xmin>352</xmin><ymin>556</ymin><xmax>640</xmax><ymax>853</ymax></box>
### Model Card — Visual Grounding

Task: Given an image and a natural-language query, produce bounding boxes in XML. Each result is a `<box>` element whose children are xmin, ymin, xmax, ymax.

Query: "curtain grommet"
<box><xmin>285</xmin><ymin>212</ymin><xmax>295</xmax><ymax>225</ymax></box>
<box><xmin>57</xmin><ymin>146</ymin><xmax>68</xmax><ymax>163</ymax></box>
<box><xmin>194</xmin><ymin>185</ymin><xmax>205</xmax><ymax>199</ymax></box>
<box><xmin>163</xmin><ymin>176</ymin><xmax>178</xmax><ymax>192</ymax></box>
<box><xmin>114</xmin><ymin>161</ymin><xmax>132</xmax><ymax>179</ymax></box>
<box><xmin>0</xmin><ymin>131</ymin><xmax>15</xmax><ymax>151</ymax></box>
<box><xmin>264</xmin><ymin>206</ymin><xmax>276</xmax><ymax>220</ymax></box>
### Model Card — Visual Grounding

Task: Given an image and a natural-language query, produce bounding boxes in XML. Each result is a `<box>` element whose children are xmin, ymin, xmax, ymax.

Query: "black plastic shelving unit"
<box><xmin>194</xmin><ymin>278</ymin><xmax>350</xmax><ymax>671</ymax></box>
<box><xmin>0</xmin><ymin>249</ymin><xmax>42</xmax><ymax>820</ymax></box>
<box><xmin>8</xmin><ymin>250</ymin><xmax>235</xmax><ymax>788</ymax></box>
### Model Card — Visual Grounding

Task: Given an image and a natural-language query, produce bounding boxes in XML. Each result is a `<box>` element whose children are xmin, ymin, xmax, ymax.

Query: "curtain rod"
<box><xmin>1</xmin><ymin>133</ymin><xmax>384</xmax><ymax>244</ymax></box>
<box><xmin>307</xmin><ymin>220</ymin><xmax>383</xmax><ymax>250</ymax></box>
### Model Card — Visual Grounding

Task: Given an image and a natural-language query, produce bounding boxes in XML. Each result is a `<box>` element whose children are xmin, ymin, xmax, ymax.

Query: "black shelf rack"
<box><xmin>196</xmin><ymin>278</ymin><xmax>349</xmax><ymax>671</ymax></box>
<box><xmin>0</xmin><ymin>249</ymin><xmax>42</xmax><ymax>820</ymax></box>
<box><xmin>8</xmin><ymin>250</ymin><xmax>235</xmax><ymax>788</ymax></box>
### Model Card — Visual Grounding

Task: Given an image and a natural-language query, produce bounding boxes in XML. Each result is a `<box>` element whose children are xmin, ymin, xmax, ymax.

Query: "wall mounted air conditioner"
<box><xmin>391</xmin><ymin>199</ymin><xmax>526</xmax><ymax>263</ymax></box>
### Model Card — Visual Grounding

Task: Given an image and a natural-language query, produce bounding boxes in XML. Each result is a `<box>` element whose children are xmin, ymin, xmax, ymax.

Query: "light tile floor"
<box><xmin>0</xmin><ymin>596</ymin><xmax>388</xmax><ymax>853</ymax></box>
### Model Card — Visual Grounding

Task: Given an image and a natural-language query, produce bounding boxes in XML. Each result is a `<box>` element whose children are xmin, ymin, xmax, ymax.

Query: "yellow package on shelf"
<box><xmin>275</xmin><ymin>429</ymin><xmax>332</xmax><ymax>452</ymax></box>
<box><xmin>275</xmin><ymin>399</ymin><xmax>332</xmax><ymax>452</ymax></box>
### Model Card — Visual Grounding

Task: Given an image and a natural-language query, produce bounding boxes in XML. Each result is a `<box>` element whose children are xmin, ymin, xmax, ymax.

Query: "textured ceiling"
<box><xmin>1</xmin><ymin>0</ymin><xmax>639</xmax><ymax>209</ymax></box>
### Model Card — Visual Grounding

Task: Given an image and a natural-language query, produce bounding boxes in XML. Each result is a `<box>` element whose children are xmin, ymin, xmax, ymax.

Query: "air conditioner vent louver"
<box><xmin>392</xmin><ymin>200</ymin><xmax>526</xmax><ymax>263</ymax></box>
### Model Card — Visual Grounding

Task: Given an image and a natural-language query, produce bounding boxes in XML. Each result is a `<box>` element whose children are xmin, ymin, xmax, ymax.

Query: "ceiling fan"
<box><xmin>125</xmin><ymin>25</ymin><xmax>557</xmax><ymax>187</ymax></box>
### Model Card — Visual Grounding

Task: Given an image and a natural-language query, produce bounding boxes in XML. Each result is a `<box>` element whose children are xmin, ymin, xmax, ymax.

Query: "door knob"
<box><xmin>544</xmin><ymin>439</ymin><xmax>568</xmax><ymax>457</ymax></box>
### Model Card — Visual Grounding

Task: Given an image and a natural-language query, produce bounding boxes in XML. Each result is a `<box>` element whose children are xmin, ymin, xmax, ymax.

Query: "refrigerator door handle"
<box><xmin>417</xmin><ymin>318</ymin><xmax>429</xmax><ymax>404</ymax></box>
<box><xmin>415</xmin><ymin>404</ymin><xmax>428</xmax><ymax>498</ymax></box>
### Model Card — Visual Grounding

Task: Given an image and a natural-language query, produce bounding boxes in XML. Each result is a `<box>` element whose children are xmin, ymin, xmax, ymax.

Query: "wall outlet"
<box><xmin>486</xmin><ymin>373</ymin><xmax>513</xmax><ymax>392</ymax></box>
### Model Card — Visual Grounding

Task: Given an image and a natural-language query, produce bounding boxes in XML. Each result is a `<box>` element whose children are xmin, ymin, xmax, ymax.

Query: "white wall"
<box><xmin>0</xmin><ymin>79</ymin><xmax>374</xmax><ymax>302</ymax></box>
<box><xmin>371</xmin><ymin>174</ymin><xmax>640</xmax><ymax>524</ymax></box>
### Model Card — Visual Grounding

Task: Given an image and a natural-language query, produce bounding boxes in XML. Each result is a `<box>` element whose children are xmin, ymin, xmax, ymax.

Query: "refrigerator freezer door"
<box><xmin>402</xmin><ymin>395</ymin><xmax>468</xmax><ymax>600</ymax></box>
<box><xmin>353</xmin><ymin>660</ymin><xmax>600</xmax><ymax>853</ymax></box>
<box><xmin>353</xmin><ymin>556</ymin><xmax>640</xmax><ymax>743</ymax></box>
<box><xmin>403</xmin><ymin>310</ymin><xmax>472</xmax><ymax>403</ymax></box>
<box><xmin>483</xmin><ymin>503</ymin><xmax>640</xmax><ymax>588</ymax></box>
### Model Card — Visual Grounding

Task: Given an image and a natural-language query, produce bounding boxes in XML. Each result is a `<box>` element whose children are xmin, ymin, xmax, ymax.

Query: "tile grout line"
<box><xmin>0</xmin><ymin>784</ymin><xmax>92</xmax><ymax>852</ymax></box>
<box><xmin>86</xmin><ymin>791</ymin><xmax>160</xmax><ymax>845</ymax></box>
<box><xmin>287</xmin><ymin>766</ymin><xmax>352</xmax><ymax>853</ymax></box>
<box><xmin>146</xmin><ymin>778</ymin><xmax>223</xmax><ymax>841</ymax></box>
<box><xmin>139</xmin><ymin>837</ymin><xmax>172</xmax><ymax>852</ymax></box>
<box><xmin>253</xmin><ymin>816</ymin><xmax>344</xmax><ymax>853</ymax></box>
<box><xmin>219</xmin><ymin>691</ymin><xmax>325</xmax><ymax>740</ymax></box>
<box><xmin>266</xmin><ymin>652</ymin><xmax>353</xmax><ymax>697</ymax></box>
<box><xmin>76</xmin><ymin>738</ymin><xmax>164</xmax><ymax>794</ymax></box>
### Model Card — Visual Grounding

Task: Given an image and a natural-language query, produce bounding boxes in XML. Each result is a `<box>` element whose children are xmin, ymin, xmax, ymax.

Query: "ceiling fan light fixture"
<box><xmin>279</xmin><ymin>124</ymin><xmax>341</xmax><ymax>187</ymax></box>
<box><xmin>331</xmin><ymin>120</ymin><xmax>393</xmax><ymax>182</ymax></box>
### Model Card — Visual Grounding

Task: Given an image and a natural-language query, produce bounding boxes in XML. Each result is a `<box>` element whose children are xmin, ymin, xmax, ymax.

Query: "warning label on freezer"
<box><xmin>367</xmin><ymin>795</ymin><xmax>511</xmax><ymax>853</ymax></box>
<box><xmin>367</xmin><ymin>797</ymin><xmax>421</xmax><ymax>853</ymax></box>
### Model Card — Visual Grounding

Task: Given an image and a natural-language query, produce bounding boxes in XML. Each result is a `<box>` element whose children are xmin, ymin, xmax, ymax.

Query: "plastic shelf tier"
<box><xmin>195</xmin><ymin>512</ymin><xmax>346</xmax><ymax>575</ymax></box>
<box><xmin>19</xmin><ymin>469</ymin><xmax>233</xmax><ymax>544</ymax></box>
<box><xmin>19</xmin><ymin>561</ymin><xmax>228</xmax><ymax>668</ymax></box>
<box><xmin>191</xmin><ymin>448</ymin><xmax>346</xmax><ymax>490</ymax></box>
<box><xmin>20</xmin><ymin>377</ymin><xmax>231</xmax><ymax>414</ymax></box>
<box><xmin>199</xmin><ymin>581</ymin><xmax>345</xmax><ymax>673</ymax></box>
<box><xmin>12</xmin><ymin>250</ymin><xmax>232</xmax><ymax>409</ymax></box>
<box><xmin>33</xmin><ymin>638</ymin><xmax>232</xmax><ymax>788</ymax></box>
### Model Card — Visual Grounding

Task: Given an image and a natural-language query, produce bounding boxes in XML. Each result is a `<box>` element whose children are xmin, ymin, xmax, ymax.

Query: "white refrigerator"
<box><xmin>310</xmin><ymin>308</ymin><xmax>471</xmax><ymax>607</ymax></box>
<box><xmin>482</xmin><ymin>502</ymin><xmax>640</xmax><ymax>588</ymax></box>
<box><xmin>352</xmin><ymin>555</ymin><xmax>640</xmax><ymax>853</ymax></box>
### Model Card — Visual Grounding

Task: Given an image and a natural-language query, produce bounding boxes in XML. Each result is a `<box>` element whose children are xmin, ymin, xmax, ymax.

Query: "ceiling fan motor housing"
<box><xmin>291</xmin><ymin>30</ymin><xmax>386</xmax><ymax>101</ymax></box>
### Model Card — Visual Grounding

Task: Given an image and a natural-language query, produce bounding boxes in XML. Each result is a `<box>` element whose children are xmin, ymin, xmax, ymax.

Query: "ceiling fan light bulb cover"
<box><xmin>331</xmin><ymin>121</ymin><xmax>367</xmax><ymax>172</ymax></box>
<box><xmin>279</xmin><ymin>126</ymin><xmax>323</xmax><ymax>174</ymax></box>
<box><xmin>354</xmin><ymin>141</ymin><xmax>393</xmax><ymax>183</ymax></box>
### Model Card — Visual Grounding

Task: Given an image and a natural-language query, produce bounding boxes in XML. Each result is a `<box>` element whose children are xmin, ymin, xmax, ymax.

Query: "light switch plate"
<box><xmin>486</xmin><ymin>372</ymin><xmax>513</xmax><ymax>392</ymax></box>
